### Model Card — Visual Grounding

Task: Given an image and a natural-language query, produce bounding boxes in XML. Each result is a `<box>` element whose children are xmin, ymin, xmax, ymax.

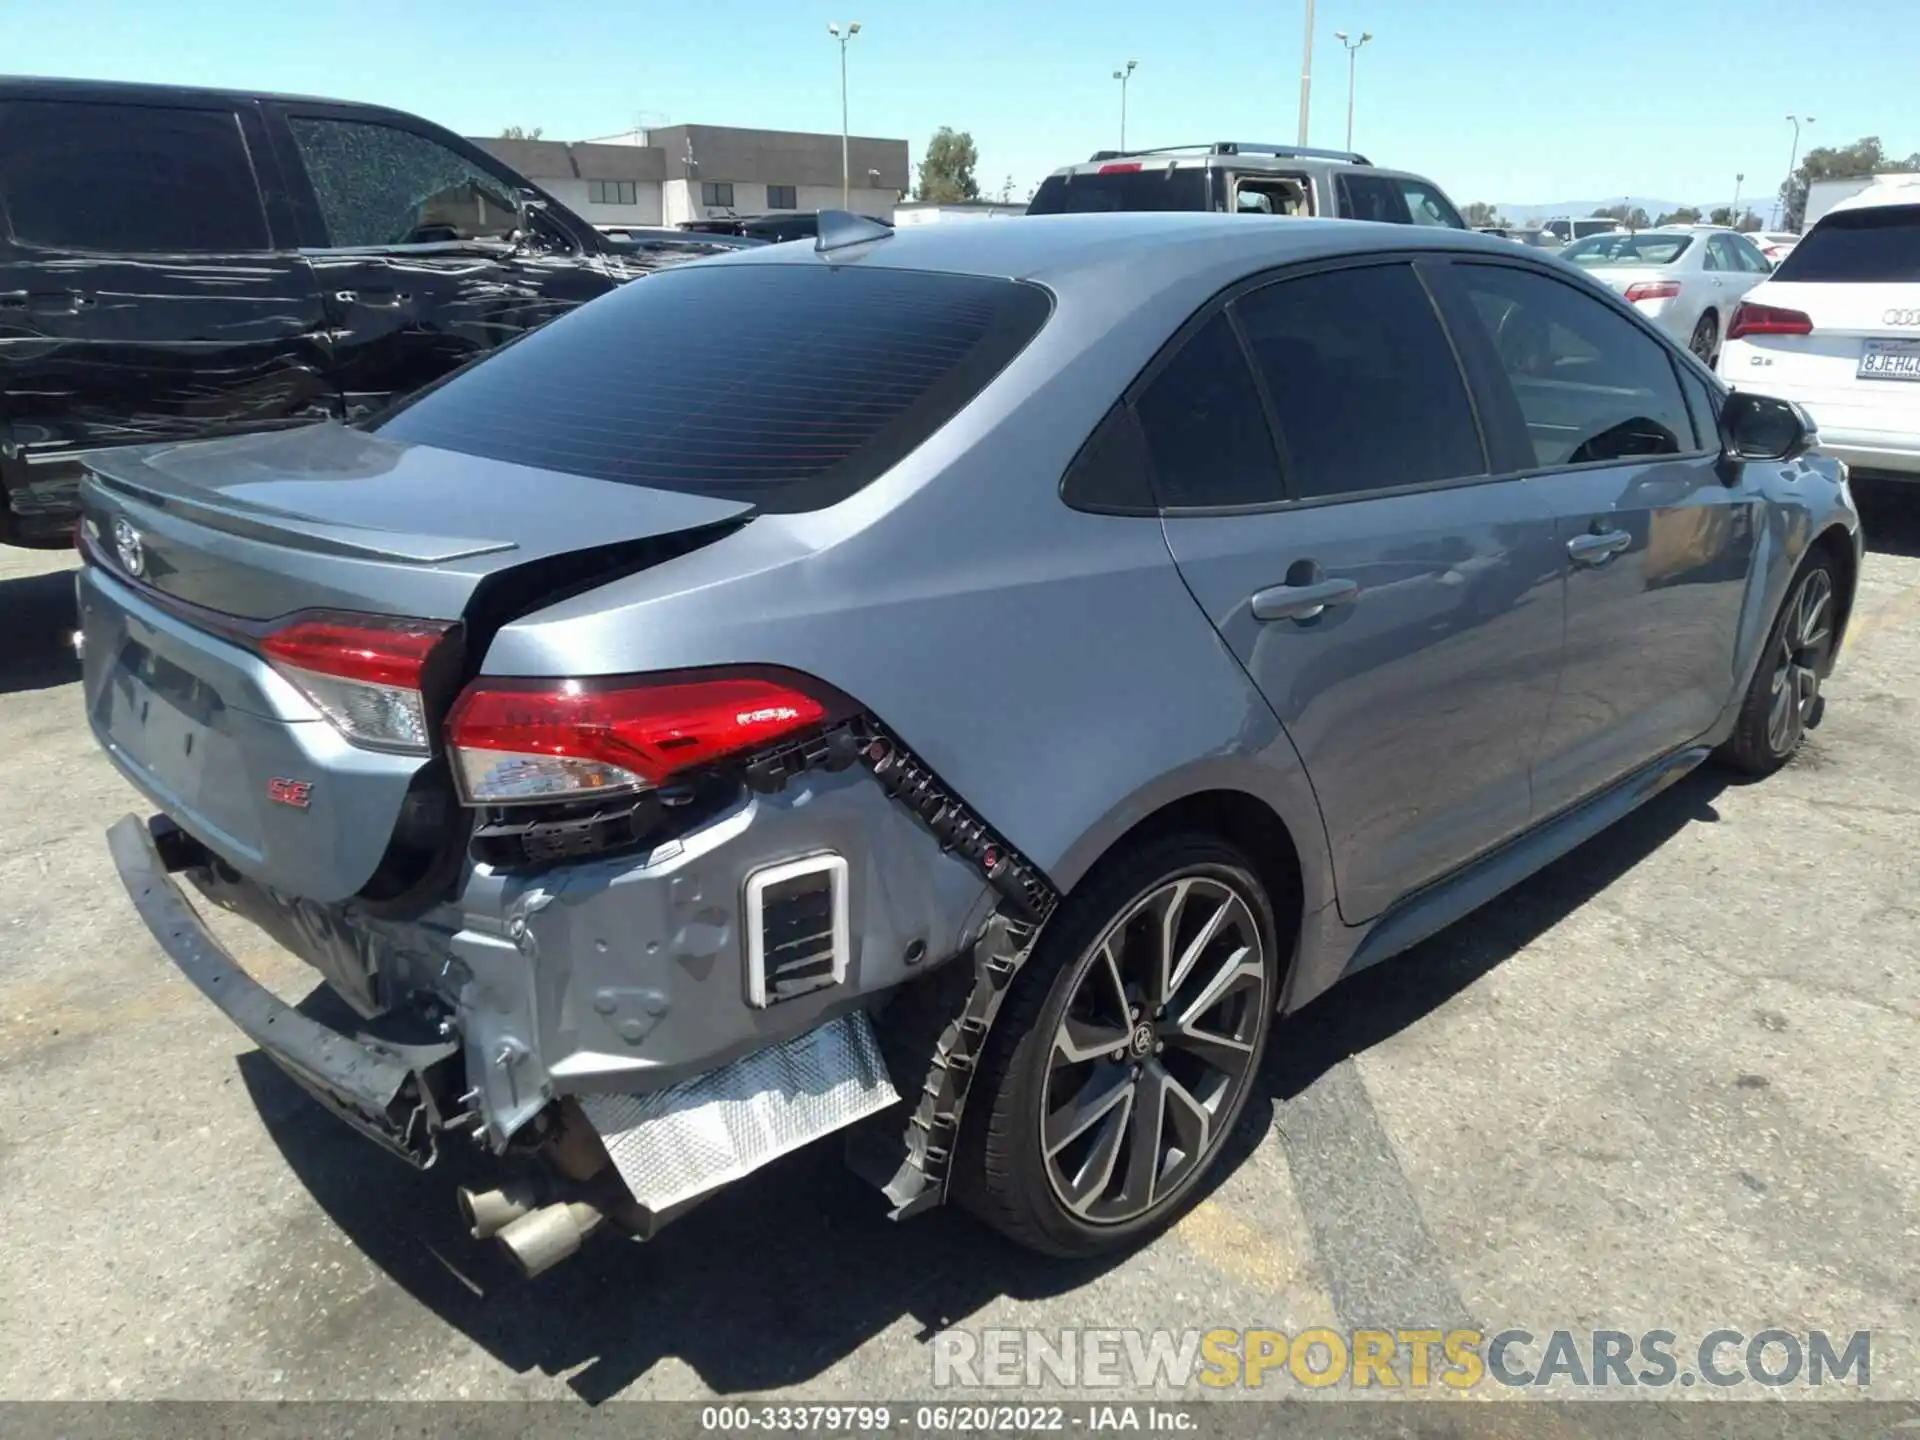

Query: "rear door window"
<box><xmin>286</xmin><ymin>117</ymin><xmax>521</xmax><ymax>247</ymax></box>
<box><xmin>0</xmin><ymin>100</ymin><xmax>269</xmax><ymax>253</ymax></box>
<box><xmin>1131</xmin><ymin>312</ymin><xmax>1286</xmax><ymax>508</ymax></box>
<box><xmin>1453</xmin><ymin>263</ymin><xmax>1694</xmax><ymax>467</ymax></box>
<box><xmin>1772</xmin><ymin>206</ymin><xmax>1920</xmax><ymax>283</ymax></box>
<box><xmin>1234</xmin><ymin>262</ymin><xmax>1485</xmax><ymax>499</ymax></box>
<box><xmin>1399</xmin><ymin>179</ymin><xmax>1466</xmax><ymax>229</ymax></box>
<box><xmin>1336</xmin><ymin>173</ymin><xmax>1413</xmax><ymax>225</ymax></box>
<box><xmin>375</xmin><ymin>264</ymin><xmax>1051</xmax><ymax>512</ymax></box>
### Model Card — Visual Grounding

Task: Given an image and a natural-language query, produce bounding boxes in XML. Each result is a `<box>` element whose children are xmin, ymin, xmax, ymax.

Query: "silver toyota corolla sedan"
<box><xmin>77</xmin><ymin>211</ymin><xmax>1860</xmax><ymax>1271</ymax></box>
<box><xmin>1558</xmin><ymin>225</ymin><xmax>1775</xmax><ymax>365</ymax></box>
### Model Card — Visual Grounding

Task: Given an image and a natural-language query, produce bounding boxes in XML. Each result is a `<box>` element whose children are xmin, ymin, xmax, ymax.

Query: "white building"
<box><xmin>474</xmin><ymin>125</ymin><xmax>909</xmax><ymax>229</ymax></box>
<box><xmin>892</xmin><ymin>201</ymin><xmax>1029</xmax><ymax>225</ymax></box>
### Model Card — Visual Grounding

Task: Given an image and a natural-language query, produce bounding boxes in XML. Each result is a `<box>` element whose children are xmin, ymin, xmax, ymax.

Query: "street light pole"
<box><xmin>1780</xmin><ymin>113</ymin><xmax>1814</xmax><ymax>229</ymax></box>
<box><xmin>1297</xmin><ymin>0</ymin><xmax>1316</xmax><ymax>145</ymax></box>
<box><xmin>1112</xmin><ymin>59</ymin><xmax>1138</xmax><ymax>151</ymax></box>
<box><xmin>828</xmin><ymin>21</ymin><xmax>862</xmax><ymax>210</ymax></box>
<box><xmin>1333</xmin><ymin>30</ymin><xmax>1371</xmax><ymax>152</ymax></box>
<box><xmin>1732</xmin><ymin>172</ymin><xmax>1743</xmax><ymax>222</ymax></box>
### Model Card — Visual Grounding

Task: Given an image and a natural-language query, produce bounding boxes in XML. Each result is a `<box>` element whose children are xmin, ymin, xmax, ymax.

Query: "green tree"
<box><xmin>499</xmin><ymin>125</ymin><xmax>544</xmax><ymax>140</ymax></box>
<box><xmin>1735</xmin><ymin>210</ymin><xmax>1763</xmax><ymax>233</ymax></box>
<box><xmin>1655</xmin><ymin>205</ymin><xmax>1702</xmax><ymax>226</ymax></box>
<box><xmin>1591</xmin><ymin>203</ymin><xmax>1651</xmax><ymax>229</ymax></box>
<box><xmin>915</xmin><ymin>128</ymin><xmax>981</xmax><ymax>202</ymax></box>
<box><xmin>1779</xmin><ymin>135</ymin><xmax>1920</xmax><ymax>230</ymax></box>
<box><xmin>1463</xmin><ymin>200</ymin><xmax>1499</xmax><ymax>227</ymax></box>
<box><xmin>1708</xmin><ymin>205</ymin><xmax>1735</xmax><ymax>226</ymax></box>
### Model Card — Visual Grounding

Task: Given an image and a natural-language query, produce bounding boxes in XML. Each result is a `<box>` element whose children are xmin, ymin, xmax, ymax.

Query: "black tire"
<box><xmin>1689</xmin><ymin>310</ymin><xmax>1719</xmax><ymax>366</ymax></box>
<box><xmin>953</xmin><ymin>834</ymin><xmax>1283</xmax><ymax>1257</ymax></box>
<box><xmin>1719</xmin><ymin>552</ymin><xmax>1839</xmax><ymax>775</ymax></box>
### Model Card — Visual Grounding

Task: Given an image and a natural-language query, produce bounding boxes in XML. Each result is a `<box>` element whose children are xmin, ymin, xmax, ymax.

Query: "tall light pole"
<box><xmin>1780</xmin><ymin>113</ymin><xmax>1814</xmax><ymax>228</ymax></box>
<box><xmin>1333</xmin><ymin>30</ymin><xmax>1371</xmax><ymax>152</ymax></box>
<box><xmin>1731</xmin><ymin>172</ymin><xmax>1743</xmax><ymax>223</ymax></box>
<box><xmin>1112</xmin><ymin>59</ymin><xmax>1138</xmax><ymax>151</ymax></box>
<box><xmin>1296</xmin><ymin>0</ymin><xmax>1316</xmax><ymax>145</ymax></box>
<box><xmin>828</xmin><ymin>21</ymin><xmax>862</xmax><ymax>209</ymax></box>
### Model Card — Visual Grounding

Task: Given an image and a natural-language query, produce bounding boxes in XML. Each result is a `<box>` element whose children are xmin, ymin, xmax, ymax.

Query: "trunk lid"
<box><xmin>1729</xmin><ymin>278</ymin><xmax>1920</xmax><ymax>436</ymax></box>
<box><xmin>79</xmin><ymin>423</ymin><xmax>754</xmax><ymax>903</ymax></box>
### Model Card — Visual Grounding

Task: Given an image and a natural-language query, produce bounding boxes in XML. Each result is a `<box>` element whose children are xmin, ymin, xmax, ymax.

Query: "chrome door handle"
<box><xmin>1567</xmin><ymin>529</ymin><xmax>1632</xmax><ymax>565</ymax></box>
<box><xmin>1250</xmin><ymin>577</ymin><xmax>1360</xmax><ymax>622</ymax></box>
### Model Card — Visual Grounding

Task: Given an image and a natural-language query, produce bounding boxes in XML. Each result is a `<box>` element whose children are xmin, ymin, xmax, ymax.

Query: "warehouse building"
<box><xmin>473</xmin><ymin>124</ymin><xmax>909</xmax><ymax>228</ymax></box>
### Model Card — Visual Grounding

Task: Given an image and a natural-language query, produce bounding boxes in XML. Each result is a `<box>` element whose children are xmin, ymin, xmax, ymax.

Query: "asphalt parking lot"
<box><xmin>2</xmin><ymin>485</ymin><xmax>1918</xmax><ymax>1406</ymax></box>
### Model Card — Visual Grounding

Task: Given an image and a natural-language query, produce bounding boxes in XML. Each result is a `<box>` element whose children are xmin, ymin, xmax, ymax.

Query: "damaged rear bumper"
<box><xmin>106</xmin><ymin>813</ymin><xmax>460</xmax><ymax>1165</ymax></box>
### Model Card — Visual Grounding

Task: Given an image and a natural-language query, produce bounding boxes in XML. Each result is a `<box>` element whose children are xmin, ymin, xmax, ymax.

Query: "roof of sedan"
<box><xmin>703</xmin><ymin>211</ymin><xmax>1527</xmax><ymax>284</ymax></box>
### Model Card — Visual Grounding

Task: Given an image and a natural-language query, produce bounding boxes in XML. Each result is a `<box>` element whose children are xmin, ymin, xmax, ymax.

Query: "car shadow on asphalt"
<box><xmin>1855</xmin><ymin>476</ymin><xmax>1920</xmax><ymax>558</ymax></box>
<box><xmin>0</xmin><ymin>567</ymin><xmax>81</xmax><ymax>695</ymax></box>
<box><xmin>239</xmin><ymin>764</ymin><xmax>1734</xmax><ymax>1403</ymax></box>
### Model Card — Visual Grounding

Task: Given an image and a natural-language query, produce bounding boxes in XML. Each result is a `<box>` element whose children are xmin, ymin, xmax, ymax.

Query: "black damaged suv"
<box><xmin>0</xmin><ymin>76</ymin><xmax>740</xmax><ymax>546</ymax></box>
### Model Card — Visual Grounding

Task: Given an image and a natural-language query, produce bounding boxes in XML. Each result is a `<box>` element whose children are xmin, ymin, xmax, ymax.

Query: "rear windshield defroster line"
<box><xmin>374</xmin><ymin>265</ymin><xmax>1053</xmax><ymax>513</ymax></box>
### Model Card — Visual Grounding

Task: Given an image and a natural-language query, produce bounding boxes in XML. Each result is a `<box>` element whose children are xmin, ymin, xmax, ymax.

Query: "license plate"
<box><xmin>1858</xmin><ymin>338</ymin><xmax>1920</xmax><ymax>381</ymax></box>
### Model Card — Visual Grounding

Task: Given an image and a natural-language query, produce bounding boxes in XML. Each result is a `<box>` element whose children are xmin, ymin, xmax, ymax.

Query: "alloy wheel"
<box><xmin>1040</xmin><ymin>874</ymin><xmax>1267</xmax><ymax>1225</ymax></box>
<box><xmin>1766</xmin><ymin>567</ymin><xmax>1834</xmax><ymax>755</ymax></box>
<box><xmin>1690</xmin><ymin>313</ymin><xmax>1718</xmax><ymax>364</ymax></box>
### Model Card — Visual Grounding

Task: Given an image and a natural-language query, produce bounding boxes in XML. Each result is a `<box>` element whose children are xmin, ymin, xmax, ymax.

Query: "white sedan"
<box><xmin>1556</xmin><ymin>226</ymin><xmax>1774</xmax><ymax>363</ymax></box>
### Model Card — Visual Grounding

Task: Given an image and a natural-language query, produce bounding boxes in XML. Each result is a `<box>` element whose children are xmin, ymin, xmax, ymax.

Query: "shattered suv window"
<box><xmin>288</xmin><ymin>117</ymin><xmax>520</xmax><ymax>248</ymax></box>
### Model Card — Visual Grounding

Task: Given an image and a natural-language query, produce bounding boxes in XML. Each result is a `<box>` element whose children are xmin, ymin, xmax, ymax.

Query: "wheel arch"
<box><xmin>1051</xmin><ymin>776</ymin><xmax>1323</xmax><ymax>999</ymax></box>
<box><xmin>1809</xmin><ymin>521</ymin><xmax>1859</xmax><ymax>660</ymax></box>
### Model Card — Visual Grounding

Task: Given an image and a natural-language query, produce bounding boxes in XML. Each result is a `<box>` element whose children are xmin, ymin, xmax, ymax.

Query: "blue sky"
<box><xmin>7</xmin><ymin>0</ymin><xmax>1916</xmax><ymax>210</ymax></box>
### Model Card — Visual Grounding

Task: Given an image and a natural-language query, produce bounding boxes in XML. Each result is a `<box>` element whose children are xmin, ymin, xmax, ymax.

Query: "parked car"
<box><xmin>1025</xmin><ymin>142</ymin><xmax>1467</xmax><ymax>228</ymax></box>
<box><xmin>1539</xmin><ymin>217</ymin><xmax>1625</xmax><ymax>244</ymax></box>
<box><xmin>1719</xmin><ymin>183</ymin><xmax>1920</xmax><ymax>482</ymax></box>
<box><xmin>1753</xmin><ymin>231</ymin><xmax>1801</xmax><ymax>265</ymax></box>
<box><xmin>597</xmin><ymin>223</ymin><xmax>765</xmax><ymax>252</ymax></box>
<box><xmin>0</xmin><ymin>76</ymin><xmax>739</xmax><ymax>548</ymax></box>
<box><xmin>679</xmin><ymin>212</ymin><xmax>889</xmax><ymax>243</ymax></box>
<box><xmin>83</xmin><ymin>213</ymin><xmax>1857</xmax><ymax>1273</ymax></box>
<box><xmin>1557</xmin><ymin>226</ymin><xmax>1773</xmax><ymax>363</ymax></box>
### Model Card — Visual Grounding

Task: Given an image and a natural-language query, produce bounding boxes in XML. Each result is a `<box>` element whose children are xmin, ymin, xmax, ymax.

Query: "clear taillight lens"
<box><xmin>259</xmin><ymin>613</ymin><xmax>454</xmax><ymax>754</ymax></box>
<box><xmin>445</xmin><ymin>670</ymin><xmax>839</xmax><ymax>806</ymax></box>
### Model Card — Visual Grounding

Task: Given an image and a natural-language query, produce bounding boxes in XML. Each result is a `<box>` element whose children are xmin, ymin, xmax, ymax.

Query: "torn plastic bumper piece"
<box><xmin>580</xmin><ymin>1010</ymin><xmax>899</xmax><ymax>1213</ymax></box>
<box><xmin>106</xmin><ymin>813</ymin><xmax>460</xmax><ymax>1166</ymax></box>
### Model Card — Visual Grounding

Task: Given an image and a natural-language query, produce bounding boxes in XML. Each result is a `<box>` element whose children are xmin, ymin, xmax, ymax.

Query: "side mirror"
<box><xmin>1721</xmin><ymin>391</ymin><xmax>1816</xmax><ymax>463</ymax></box>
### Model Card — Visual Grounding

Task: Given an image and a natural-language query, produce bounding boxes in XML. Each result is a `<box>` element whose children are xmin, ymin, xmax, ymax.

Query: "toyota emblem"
<box><xmin>111</xmin><ymin>517</ymin><xmax>145</xmax><ymax>578</ymax></box>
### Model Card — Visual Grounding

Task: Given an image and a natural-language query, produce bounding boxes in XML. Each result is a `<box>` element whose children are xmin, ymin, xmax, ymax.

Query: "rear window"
<box><xmin>1027</xmin><ymin>168</ymin><xmax>1209</xmax><ymax>214</ymax></box>
<box><xmin>374</xmin><ymin>264</ymin><xmax>1051</xmax><ymax>511</ymax></box>
<box><xmin>1561</xmin><ymin>233</ymin><xmax>1692</xmax><ymax>267</ymax></box>
<box><xmin>1772</xmin><ymin>206</ymin><xmax>1920</xmax><ymax>283</ymax></box>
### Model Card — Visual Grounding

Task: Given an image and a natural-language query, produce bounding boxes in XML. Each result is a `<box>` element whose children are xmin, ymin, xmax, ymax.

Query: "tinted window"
<box><xmin>1060</xmin><ymin>404</ymin><xmax>1157</xmax><ymax>515</ymax></box>
<box><xmin>767</xmin><ymin>185</ymin><xmax>798</xmax><ymax>210</ymax></box>
<box><xmin>1563</xmin><ymin>233</ymin><xmax>1692</xmax><ymax>267</ymax></box>
<box><xmin>1678</xmin><ymin>364</ymin><xmax>1722</xmax><ymax>451</ymax></box>
<box><xmin>1027</xmin><ymin>168</ymin><xmax>1209</xmax><ymax>214</ymax></box>
<box><xmin>1728</xmin><ymin>234</ymin><xmax>1772</xmax><ymax>273</ymax></box>
<box><xmin>1455</xmin><ymin>264</ymin><xmax>1693</xmax><ymax>467</ymax></box>
<box><xmin>376</xmin><ymin>266</ymin><xmax>1050</xmax><ymax>512</ymax></box>
<box><xmin>1400</xmin><ymin>179</ymin><xmax>1466</xmax><ymax>229</ymax></box>
<box><xmin>1337</xmin><ymin>173</ymin><xmax>1413</xmax><ymax>224</ymax></box>
<box><xmin>1773</xmin><ymin>206</ymin><xmax>1920</xmax><ymax>283</ymax></box>
<box><xmin>1133</xmin><ymin>312</ymin><xmax>1284</xmax><ymax>507</ymax></box>
<box><xmin>1236</xmin><ymin>264</ymin><xmax>1485</xmax><ymax>499</ymax></box>
<box><xmin>0</xmin><ymin>100</ymin><xmax>268</xmax><ymax>253</ymax></box>
<box><xmin>289</xmin><ymin>117</ymin><xmax>519</xmax><ymax>247</ymax></box>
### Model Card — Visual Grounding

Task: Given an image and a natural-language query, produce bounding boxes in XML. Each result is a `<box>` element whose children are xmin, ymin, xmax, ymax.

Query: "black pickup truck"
<box><xmin>0</xmin><ymin>76</ymin><xmax>745</xmax><ymax>546</ymax></box>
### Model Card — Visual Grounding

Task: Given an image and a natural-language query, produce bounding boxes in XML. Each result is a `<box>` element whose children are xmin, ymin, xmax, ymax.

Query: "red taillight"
<box><xmin>1098</xmin><ymin>162</ymin><xmax>1143</xmax><ymax>174</ymax></box>
<box><xmin>1624</xmin><ymin>281</ymin><xmax>1681</xmax><ymax>303</ymax></box>
<box><xmin>1727</xmin><ymin>302</ymin><xmax>1814</xmax><ymax>341</ymax></box>
<box><xmin>445</xmin><ymin>669</ymin><xmax>839</xmax><ymax>805</ymax></box>
<box><xmin>259</xmin><ymin>612</ymin><xmax>453</xmax><ymax>754</ymax></box>
<box><xmin>260</xmin><ymin>614</ymin><xmax>450</xmax><ymax>688</ymax></box>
